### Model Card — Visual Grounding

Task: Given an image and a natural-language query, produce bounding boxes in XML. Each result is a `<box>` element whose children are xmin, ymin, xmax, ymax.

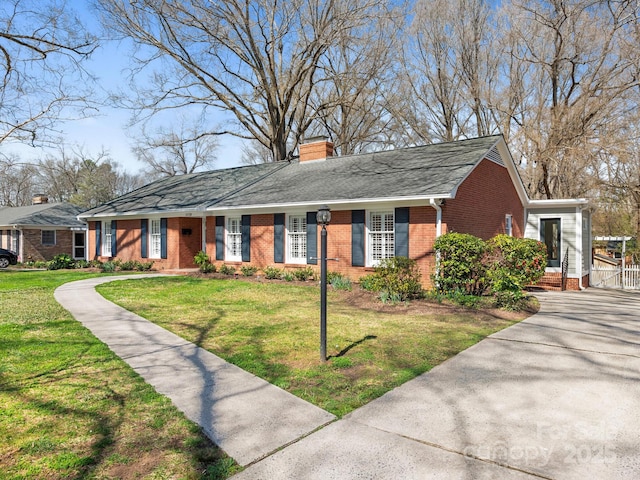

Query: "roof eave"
<box><xmin>208</xmin><ymin>194</ymin><xmax>454</xmax><ymax>213</ymax></box>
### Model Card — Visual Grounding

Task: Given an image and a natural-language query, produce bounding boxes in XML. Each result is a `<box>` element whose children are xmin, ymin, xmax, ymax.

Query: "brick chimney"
<box><xmin>32</xmin><ymin>194</ymin><xmax>49</xmax><ymax>205</ymax></box>
<box><xmin>299</xmin><ymin>136</ymin><xmax>334</xmax><ymax>162</ymax></box>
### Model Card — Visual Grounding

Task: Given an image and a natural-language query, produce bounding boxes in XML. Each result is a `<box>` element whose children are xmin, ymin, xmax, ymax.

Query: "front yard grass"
<box><xmin>0</xmin><ymin>270</ymin><xmax>239</xmax><ymax>480</ymax></box>
<box><xmin>97</xmin><ymin>275</ymin><xmax>536</xmax><ymax>417</ymax></box>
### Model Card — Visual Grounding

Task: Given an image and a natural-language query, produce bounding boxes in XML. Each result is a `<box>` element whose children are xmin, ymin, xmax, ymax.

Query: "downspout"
<box><xmin>430</xmin><ymin>198</ymin><xmax>443</xmax><ymax>237</ymax></box>
<box><xmin>577</xmin><ymin>207</ymin><xmax>586</xmax><ymax>290</ymax></box>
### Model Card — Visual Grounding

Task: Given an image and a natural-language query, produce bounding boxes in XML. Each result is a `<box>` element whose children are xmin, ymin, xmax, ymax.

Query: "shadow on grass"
<box><xmin>330</xmin><ymin>335</ymin><xmax>378</xmax><ymax>359</ymax></box>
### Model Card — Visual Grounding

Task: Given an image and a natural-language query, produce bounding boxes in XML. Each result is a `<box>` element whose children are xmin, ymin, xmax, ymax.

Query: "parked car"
<box><xmin>0</xmin><ymin>248</ymin><xmax>18</xmax><ymax>268</ymax></box>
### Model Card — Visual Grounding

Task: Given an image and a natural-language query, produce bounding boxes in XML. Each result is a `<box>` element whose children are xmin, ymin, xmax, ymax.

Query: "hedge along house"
<box><xmin>0</xmin><ymin>197</ymin><xmax>87</xmax><ymax>262</ymax></box>
<box><xmin>78</xmin><ymin>135</ymin><xmax>590</xmax><ymax>289</ymax></box>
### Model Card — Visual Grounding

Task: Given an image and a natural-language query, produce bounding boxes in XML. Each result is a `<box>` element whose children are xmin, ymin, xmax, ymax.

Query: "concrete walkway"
<box><xmin>54</xmin><ymin>276</ymin><xmax>335</xmax><ymax>466</ymax></box>
<box><xmin>233</xmin><ymin>289</ymin><xmax>640</xmax><ymax>479</ymax></box>
<box><xmin>55</xmin><ymin>277</ymin><xmax>640</xmax><ymax>479</ymax></box>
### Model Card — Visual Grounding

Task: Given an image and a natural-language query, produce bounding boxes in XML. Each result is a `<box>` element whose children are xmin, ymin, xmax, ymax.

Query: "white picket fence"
<box><xmin>591</xmin><ymin>264</ymin><xmax>640</xmax><ymax>289</ymax></box>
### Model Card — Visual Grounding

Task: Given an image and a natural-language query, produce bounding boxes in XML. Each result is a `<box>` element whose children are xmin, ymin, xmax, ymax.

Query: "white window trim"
<box><xmin>505</xmin><ymin>214</ymin><xmax>513</xmax><ymax>236</ymax></box>
<box><xmin>102</xmin><ymin>221</ymin><xmax>112</xmax><ymax>257</ymax></box>
<box><xmin>149</xmin><ymin>218</ymin><xmax>161</xmax><ymax>259</ymax></box>
<box><xmin>366</xmin><ymin>210</ymin><xmax>395</xmax><ymax>267</ymax></box>
<box><xmin>226</xmin><ymin>217</ymin><xmax>242</xmax><ymax>262</ymax></box>
<box><xmin>41</xmin><ymin>230</ymin><xmax>56</xmax><ymax>246</ymax></box>
<box><xmin>539</xmin><ymin>217</ymin><xmax>562</xmax><ymax>272</ymax></box>
<box><xmin>286</xmin><ymin>213</ymin><xmax>307</xmax><ymax>264</ymax></box>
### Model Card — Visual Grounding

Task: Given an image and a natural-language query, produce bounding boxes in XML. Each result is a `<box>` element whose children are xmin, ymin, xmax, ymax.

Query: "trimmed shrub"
<box><xmin>101</xmin><ymin>261</ymin><xmax>117</xmax><ymax>272</ymax></box>
<box><xmin>240</xmin><ymin>265</ymin><xmax>259</xmax><ymax>276</ymax></box>
<box><xmin>119</xmin><ymin>260</ymin><xmax>138</xmax><ymax>271</ymax></box>
<box><xmin>263</xmin><ymin>266</ymin><xmax>283</xmax><ymax>279</ymax></box>
<box><xmin>293</xmin><ymin>266</ymin><xmax>315</xmax><ymax>281</ymax></box>
<box><xmin>136</xmin><ymin>261</ymin><xmax>154</xmax><ymax>271</ymax></box>
<box><xmin>433</xmin><ymin>233</ymin><xmax>488</xmax><ymax>296</ymax></box>
<box><xmin>365</xmin><ymin>257</ymin><xmax>423</xmax><ymax>302</ymax></box>
<box><xmin>219</xmin><ymin>264</ymin><xmax>236</xmax><ymax>275</ymax></box>
<box><xmin>194</xmin><ymin>250</ymin><xmax>215</xmax><ymax>273</ymax></box>
<box><xmin>486</xmin><ymin>234</ymin><xmax>547</xmax><ymax>293</ymax></box>
<box><xmin>47</xmin><ymin>254</ymin><xmax>75</xmax><ymax>270</ymax></box>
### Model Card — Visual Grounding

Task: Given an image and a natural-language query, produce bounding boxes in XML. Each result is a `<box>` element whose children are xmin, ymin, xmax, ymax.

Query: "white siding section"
<box><xmin>525</xmin><ymin>207</ymin><xmax>579</xmax><ymax>276</ymax></box>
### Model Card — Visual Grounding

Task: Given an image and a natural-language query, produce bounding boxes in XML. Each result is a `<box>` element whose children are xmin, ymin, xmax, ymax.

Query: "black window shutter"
<box><xmin>95</xmin><ymin>221</ymin><xmax>102</xmax><ymax>257</ymax></box>
<box><xmin>141</xmin><ymin>219</ymin><xmax>148</xmax><ymax>258</ymax></box>
<box><xmin>352</xmin><ymin>210</ymin><xmax>365</xmax><ymax>267</ymax></box>
<box><xmin>274</xmin><ymin>213</ymin><xmax>284</xmax><ymax>263</ymax></box>
<box><xmin>306</xmin><ymin>212</ymin><xmax>317</xmax><ymax>265</ymax></box>
<box><xmin>160</xmin><ymin>218</ymin><xmax>168</xmax><ymax>259</ymax></box>
<box><xmin>241</xmin><ymin>215</ymin><xmax>251</xmax><ymax>262</ymax></box>
<box><xmin>111</xmin><ymin>220</ymin><xmax>117</xmax><ymax>256</ymax></box>
<box><xmin>395</xmin><ymin>207</ymin><xmax>409</xmax><ymax>258</ymax></box>
<box><xmin>215</xmin><ymin>216</ymin><xmax>225</xmax><ymax>261</ymax></box>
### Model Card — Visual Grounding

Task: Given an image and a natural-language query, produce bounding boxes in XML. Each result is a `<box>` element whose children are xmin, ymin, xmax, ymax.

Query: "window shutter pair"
<box><xmin>216</xmin><ymin>215</ymin><xmax>251</xmax><ymax>262</ymax></box>
<box><xmin>95</xmin><ymin>220</ymin><xmax>118</xmax><ymax>257</ymax></box>
<box><xmin>140</xmin><ymin>219</ymin><xmax>167</xmax><ymax>259</ymax></box>
<box><xmin>273</xmin><ymin>212</ymin><xmax>317</xmax><ymax>264</ymax></box>
<box><xmin>351</xmin><ymin>207</ymin><xmax>409</xmax><ymax>266</ymax></box>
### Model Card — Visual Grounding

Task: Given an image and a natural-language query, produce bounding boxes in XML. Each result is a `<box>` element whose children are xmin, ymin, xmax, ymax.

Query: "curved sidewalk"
<box><xmin>56</xmin><ymin>277</ymin><xmax>640</xmax><ymax>479</ymax></box>
<box><xmin>54</xmin><ymin>275</ymin><xmax>335</xmax><ymax>467</ymax></box>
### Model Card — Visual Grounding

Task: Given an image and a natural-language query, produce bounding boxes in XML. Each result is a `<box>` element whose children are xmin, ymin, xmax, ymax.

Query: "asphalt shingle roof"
<box><xmin>217</xmin><ymin>136</ymin><xmax>501</xmax><ymax>207</ymax></box>
<box><xmin>0</xmin><ymin>203</ymin><xmax>85</xmax><ymax>227</ymax></box>
<box><xmin>80</xmin><ymin>135</ymin><xmax>504</xmax><ymax>217</ymax></box>
<box><xmin>81</xmin><ymin>162</ymin><xmax>286</xmax><ymax>217</ymax></box>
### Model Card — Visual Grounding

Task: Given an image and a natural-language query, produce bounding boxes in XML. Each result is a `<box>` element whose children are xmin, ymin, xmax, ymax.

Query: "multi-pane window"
<box><xmin>368</xmin><ymin>211</ymin><xmax>394</xmax><ymax>265</ymax></box>
<box><xmin>41</xmin><ymin>230</ymin><xmax>56</xmax><ymax>246</ymax></box>
<box><xmin>287</xmin><ymin>215</ymin><xmax>307</xmax><ymax>263</ymax></box>
<box><xmin>226</xmin><ymin>217</ymin><xmax>242</xmax><ymax>261</ymax></box>
<box><xmin>102</xmin><ymin>221</ymin><xmax>112</xmax><ymax>257</ymax></box>
<box><xmin>150</xmin><ymin>219</ymin><xmax>161</xmax><ymax>258</ymax></box>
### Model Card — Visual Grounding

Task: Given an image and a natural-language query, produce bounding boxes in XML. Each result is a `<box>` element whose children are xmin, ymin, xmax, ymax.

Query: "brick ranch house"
<box><xmin>79</xmin><ymin>135</ymin><xmax>591</xmax><ymax>290</ymax></box>
<box><xmin>0</xmin><ymin>196</ymin><xmax>87</xmax><ymax>262</ymax></box>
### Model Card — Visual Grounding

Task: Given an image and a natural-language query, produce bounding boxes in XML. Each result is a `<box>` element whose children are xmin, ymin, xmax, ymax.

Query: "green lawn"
<box><xmin>0</xmin><ymin>270</ymin><xmax>239</xmax><ymax>480</ymax></box>
<box><xmin>97</xmin><ymin>275</ymin><xmax>533</xmax><ymax>416</ymax></box>
<box><xmin>1</xmin><ymin>270</ymin><xmax>534</xmax><ymax>479</ymax></box>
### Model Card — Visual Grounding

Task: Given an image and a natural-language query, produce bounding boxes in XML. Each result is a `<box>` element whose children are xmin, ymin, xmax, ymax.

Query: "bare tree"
<box><xmin>306</xmin><ymin>7</ymin><xmax>402</xmax><ymax>155</ymax></box>
<box><xmin>0</xmin><ymin>0</ymin><xmax>96</xmax><ymax>147</ymax></box>
<box><xmin>0</xmin><ymin>154</ymin><xmax>39</xmax><ymax>206</ymax></box>
<box><xmin>95</xmin><ymin>0</ymin><xmax>388</xmax><ymax>162</ymax></box>
<box><xmin>392</xmin><ymin>0</ymin><xmax>498</xmax><ymax>145</ymax></box>
<box><xmin>132</xmin><ymin>116</ymin><xmax>218</xmax><ymax>176</ymax></box>
<box><xmin>497</xmin><ymin>0</ymin><xmax>639</xmax><ymax>199</ymax></box>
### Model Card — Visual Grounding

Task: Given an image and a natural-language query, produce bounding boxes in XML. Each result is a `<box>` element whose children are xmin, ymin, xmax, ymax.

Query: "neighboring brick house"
<box><xmin>0</xmin><ymin>197</ymin><xmax>87</xmax><ymax>262</ymax></box>
<box><xmin>79</xmin><ymin>135</ymin><xmax>591</xmax><ymax>289</ymax></box>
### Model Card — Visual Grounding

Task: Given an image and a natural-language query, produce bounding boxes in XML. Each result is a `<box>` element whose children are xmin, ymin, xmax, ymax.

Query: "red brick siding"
<box><xmin>534</xmin><ymin>272</ymin><xmax>589</xmax><ymax>291</ymax></box>
<box><xmin>250</xmin><ymin>214</ymin><xmax>276</xmax><ymax>266</ymax></box>
<box><xmin>21</xmin><ymin>228</ymin><xmax>74</xmax><ymax>261</ymax></box>
<box><xmin>408</xmin><ymin>206</ymin><xmax>438</xmax><ymax>288</ymax></box>
<box><xmin>175</xmin><ymin>217</ymin><xmax>202</xmax><ymax>268</ymax></box>
<box><xmin>89</xmin><ymin>218</ymin><xmax>201</xmax><ymax>270</ymax></box>
<box><xmin>443</xmin><ymin>158</ymin><xmax>524</xmax><ymax>240</ymax></box>
<box><xmin>116</xmin><ymin>219</ymin><xmax>141</xmax><ymax>261</ymax></box>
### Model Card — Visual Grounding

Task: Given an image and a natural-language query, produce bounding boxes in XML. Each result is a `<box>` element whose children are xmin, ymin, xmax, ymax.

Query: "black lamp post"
<box><xmin>317</xmin><ymin>205</ymin><xmax>331</xmax><ymax>362</ymax></box>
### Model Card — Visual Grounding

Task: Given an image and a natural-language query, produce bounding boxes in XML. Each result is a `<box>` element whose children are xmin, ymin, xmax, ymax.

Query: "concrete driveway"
<box><xmin>234</xmin><ymin>289</ymin><xmax>640</xmax><ymax>479</ymax></box>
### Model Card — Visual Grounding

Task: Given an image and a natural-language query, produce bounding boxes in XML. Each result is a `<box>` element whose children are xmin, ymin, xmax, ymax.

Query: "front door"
<box><xmin>73</xmin><ymin>231</ymin><xmax>86</xmax><ymax>260</ymax></box>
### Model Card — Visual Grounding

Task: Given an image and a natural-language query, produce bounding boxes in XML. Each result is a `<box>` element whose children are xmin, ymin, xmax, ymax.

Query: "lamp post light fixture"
<box><xmin>316</xmin><ymin>205</ymin><xmax>331</xmax><ymax>362</ymax></box>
